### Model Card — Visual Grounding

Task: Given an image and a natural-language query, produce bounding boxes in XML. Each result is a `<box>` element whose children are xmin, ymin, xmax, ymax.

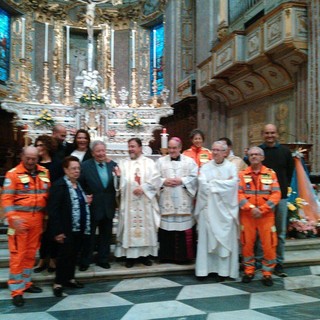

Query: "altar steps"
<box><xmin>0</xmin><ymin>236</ymin><xmax>320</xmax><ymax>285</ymax></box>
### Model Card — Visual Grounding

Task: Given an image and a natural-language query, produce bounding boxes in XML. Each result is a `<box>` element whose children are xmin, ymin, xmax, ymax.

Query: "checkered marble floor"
<box><xmin>1</xmin><ymin>265</ymin><xmax>320</xmax><ymax>320</ymax></box>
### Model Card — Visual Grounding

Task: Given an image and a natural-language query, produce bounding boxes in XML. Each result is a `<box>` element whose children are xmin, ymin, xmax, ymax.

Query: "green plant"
<box><xmin>34</xmin><ymin>109</ymin><xmax>55</xmax><ymax>128</ymax></box>
<box><xmin>126</xmin><ymin>113</ymin><xmax>143</xmax><ymax>129</ymax></box>
<box><xmin>79</xmin><ymin>89</ymin><xmax>105</xmax><ymax>108</ymax></box>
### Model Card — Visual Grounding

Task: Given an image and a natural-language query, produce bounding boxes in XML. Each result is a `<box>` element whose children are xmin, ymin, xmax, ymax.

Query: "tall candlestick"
<box><xmin>153</xmin><ymin>29</ymin><xmax>156</xmax><ymax>68</ymax></box>
<box><xmin>66</xmin><ymin>25</ymin><xmax>70</xmax><ymax>64</ymax></box>
<box><xmin>44</xmin><ymin>22</ymin><xmax>49</xmax><ymax>62</ymax></box>
<box><xmin>21</xmin><ymin>17</ymin><xmax>26</xmax><ymax>59</ymax></box>
<box><xmin>161</xmin><ymin>128</ymin><xmax>168</xmax><ymax>149</ymax></box>
<box><xmin>132</xmin><ymin>29</ymin><xmax>136</xmax><ymax>68</ymax></box>
<box><xmin>111</xmin><ymin>28</ymin><xmax>114</xmax><ymax>68</ymax></box>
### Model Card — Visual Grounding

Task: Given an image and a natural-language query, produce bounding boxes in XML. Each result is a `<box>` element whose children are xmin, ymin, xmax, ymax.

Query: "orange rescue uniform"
<box><xmin>183</xmin><ymin>146</ymin><xmax>212</xmax><ymax>168</ymax></box>
<box><xmin>238</xmin><ymin>165</ymin><xmax>281</xmax><ymax>277</ymax></box>
<box><xmin>1</xmin><ymin>163</ymin><xmax>50</xmax><ymax>297</ymax></box>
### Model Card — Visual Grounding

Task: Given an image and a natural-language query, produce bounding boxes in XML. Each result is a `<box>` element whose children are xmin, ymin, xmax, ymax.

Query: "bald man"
<box><xmin>257</xmin><ymin>124</ymin><xmax>294</xmax><ymax>277</ymax></box>
<box><xmin>2</xmin><ymin>147</ymin><xmax>50</xmax><ymax>306</ymax></box>
<box><xmin>52</xmin><ymin>124</ymin><xmax>72</xmax><ymax>160</ymax></box>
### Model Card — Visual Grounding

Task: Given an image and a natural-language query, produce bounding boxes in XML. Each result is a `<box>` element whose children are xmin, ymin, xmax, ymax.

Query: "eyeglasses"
<box><xmin>248</xmin><ymin>153</ymin><xmax>263</xmax><ymax>157</ymax></box>
<box><xmin>212</xmin><ymin>149</ymin><xmax>225</xmax><ymax>152</ymax></box>
<box><xmin>35</xmin><ymin>143</ymin><xmax>44</xmax><ymax>147</ymax></box>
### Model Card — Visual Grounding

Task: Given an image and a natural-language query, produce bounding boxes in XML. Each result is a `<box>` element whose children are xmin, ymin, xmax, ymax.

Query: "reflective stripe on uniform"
<box><xmin>15</xmin><ymin>189</ymin><xmax>48</xmax><ymax>195</ymax></box>
<box><xmin>267</xmin><ymin>200</ymin><xmax>276</xmax><ymax>209</ymax></box>
<box><xmin>12</xmin><ymin>206</ymin><xmax>46</xmax><ymax>212</ymax></box>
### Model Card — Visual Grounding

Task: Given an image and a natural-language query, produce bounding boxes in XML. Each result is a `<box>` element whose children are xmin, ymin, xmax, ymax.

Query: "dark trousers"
<box><xmin>55</xmin><ymin>232</ymin><xmax>90</xmax><ymax>285</ymax></box>
<box><xmin>87</xmin><ymin>217</ymin><xmax>113</xmax><ymax>265</ymax></box>
<box><xmin>39</xmin><ymin>229</ymin><xmax>58</xmax><ymax>260</ymax></box>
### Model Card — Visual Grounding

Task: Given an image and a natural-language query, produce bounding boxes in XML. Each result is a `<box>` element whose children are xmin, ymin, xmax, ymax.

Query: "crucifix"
<box><xmin>76</xmin><ymin>0</ymin><xmax>122</xmax><ymax>71</ymax></box>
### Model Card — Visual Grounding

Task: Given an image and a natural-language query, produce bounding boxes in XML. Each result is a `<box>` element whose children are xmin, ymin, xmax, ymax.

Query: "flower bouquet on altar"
<box><xmin>34</xmin><ymin>109</ymin><xmax>55</xmax><ymax>128</ymax></box>
<box><xmin>126</xmin><ymin>113</ymin><xmax>143</xmax><ymax>129</ymax></box>
<box><xmin>79</xmin><ymin>89</ymin><xmax>105</xmax><ymax>109</ymax></box>
<box><xmin>287</xmin><ymin>191</ymin><xmax>318</xmax><ymax>238</ymax></box>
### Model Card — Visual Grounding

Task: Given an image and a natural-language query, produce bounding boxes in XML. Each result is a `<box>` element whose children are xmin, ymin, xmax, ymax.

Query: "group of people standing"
<box><xmin>1</xmin><ymin>123</ymin><xmax>293</xmax><ymax>308</ymax></box>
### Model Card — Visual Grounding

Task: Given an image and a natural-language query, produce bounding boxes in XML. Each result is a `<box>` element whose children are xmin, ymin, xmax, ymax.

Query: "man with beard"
<box><xmin>114</xmin><ymin>138</ymin><xmax>161</xmax><ymax>268</ymax></box>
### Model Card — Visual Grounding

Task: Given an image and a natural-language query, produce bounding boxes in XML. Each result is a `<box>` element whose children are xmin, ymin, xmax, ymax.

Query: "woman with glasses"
<box><xmin>33</xmin><ymin>135</ymin><xmax>64</xmax><ymax>273</ymax></box>
<box><xmin>48</xmin><ymin>156</ymin><xmax>91</xmax><ymax>297</ymax></box>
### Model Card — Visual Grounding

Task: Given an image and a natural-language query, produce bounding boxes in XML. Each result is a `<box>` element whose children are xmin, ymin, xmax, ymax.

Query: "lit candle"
<box><xmin>111</xmin><ymin>28</ymin><xmax>114</xmax><ymax>68</ymax></box>
<box><xmin>44</xmin><ymin>22</ymin><xmax>49</xmax><ymax>62</ymax></box>
<box><xmin>153</xmin><ymin>29</ymin><xmax>156</xmax><ymax>68</ymax></box>
<box><xmin>21</xmin><ymin>17</ymin><xmax>26</xmax><ymax>59</ymax></box>
<box><xmin>161</xmin><ymin>128</ymin><xmax>168</xmax><ymax>149</ymax></box>
<box><xmin>66</xmin><ymin>25</ymin><xmax>70</xmax><ymax>64</ymax></box>
<box><xmin>132</xmin><ymin>29</ymin><xmax>136</xmax><ymax>68</ymax></box>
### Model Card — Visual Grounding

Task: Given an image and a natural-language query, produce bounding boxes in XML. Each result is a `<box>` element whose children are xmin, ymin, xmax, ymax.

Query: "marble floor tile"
<box><xmin>0</xmin><ymin>312</ymin><xmax>57</xmax><ymax>320</ymax></box>
<box><xmin>49</xmin><ymin>305</ymin><xmax>132</xmax><ymax>320</ymax></box>
<box><xmin>256</xmin><ymin>301</ymin><xmax>320</xmax><ymax>320</ymax></box>
<box><xmin>1</xmin><ymin>297</ymin><xmax>63</xmax><ymax>314</ymax></box>
<box><xmin>113</xmin><ymin>286</ymin><xmax>182</xmax><ymax>304</ymax></box>
<box><xmin>47</xmin><ymin>292</ymin><xmax>132</xmax><ymax>312</ymax></box>
<box><xmin>182</xmin><ymin>294</ymin><xmax>250</xmax><ymax>313</ymax></box>
<box><xmin>110</xmin><ymin>277</ymin><xmax>181</xmax><ymax>292</ymax></box>
<box><xmin>292</xmin><ymin>286</ymin><xmax>320</xmax><ymax>299</ymax></box>
<box><xmin>121</xmin><ymin>300</ymin><xmax>205</xmax><ymax>320</ymax></box>
<box><xmin>177</xmin><ymin>283</ymin><xmax>248</xmax><ymax>300</ymax></box>
<box><xmin>223</xmin><ymin>278</ymin><xmax>285</xmax><ymax>294</ymax></box>
<box><xmin>280</xmin><ymin>265</ymin><xmax>312</xmax><ymax>277</ymax></box>
<box><xmin>207</xmin><ymin>309</ymin><xmax>281</xmax><ymax>320</ymax></box>
<box><xmin>250</xmin><ymin>290</ymin><xmax>319</xmax><ymax>309</ymax></box>
<box><xmin>310</xmin><ymin>265</ymin><xmax>320</xmax><ymax>275</ymax></box>
<box><xmin>284</xmin><ymin>275</ymin><xmax>320</xmax><ymax>290</ymax></box>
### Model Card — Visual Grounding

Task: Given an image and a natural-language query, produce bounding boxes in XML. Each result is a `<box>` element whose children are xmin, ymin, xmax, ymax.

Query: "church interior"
<box><xmin>1</xmin><ymin>1</ymin><xmax>320</xmax><ymax>318</ymax></box>
<box><xmin>0</xmin><ymin>0</ymin><xmax>319</xmax><ymax>177</ymax></box>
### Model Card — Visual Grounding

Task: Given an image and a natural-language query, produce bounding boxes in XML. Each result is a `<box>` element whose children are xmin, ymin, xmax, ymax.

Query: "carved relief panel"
<box><xmin>248</xmin><ymin>106</ymin><xmax>267</xmax><ymax>146</ymax></box>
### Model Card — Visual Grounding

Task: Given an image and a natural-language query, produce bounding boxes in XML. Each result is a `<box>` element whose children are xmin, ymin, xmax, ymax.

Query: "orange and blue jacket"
<box><xmin>1</xmin><ymin>162</ymin><xmax>50</xmax><ymax>217</ymax></box>
<box><xmin>183</xmin><ymin>146</ymin><xmax>212</xmax><ymax>168</ymax></box>
<box><xmin>238</xmin><ymin>165</ymin><xmax>281</xmax><ymax>215</ymax></box>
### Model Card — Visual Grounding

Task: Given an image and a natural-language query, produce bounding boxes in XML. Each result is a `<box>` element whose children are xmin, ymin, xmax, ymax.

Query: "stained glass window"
<box><xmin>150</xmin><ymin>23</ymin><xmax>164</xmax><ymax>95</ymax></box>
<box><xmin>0</xmin><ymin>7</ymin><xmax>10</xmax><ymax>83</ymax></box>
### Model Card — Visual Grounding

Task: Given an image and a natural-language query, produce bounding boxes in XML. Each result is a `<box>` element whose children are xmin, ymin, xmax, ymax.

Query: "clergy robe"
<box><xmin>156</xmin><ymin>155</ymin><xmax>198</xmax><ymax>261</ymax></box>
<box><xmin>115</xmin><ymin>155</ymin><xmax>161</xmax><ymax>258</ymax></box>
<box><xmin>195</xmin><ymin>159</ymin><xmax>239</xmax><ymax>279</ymax></box>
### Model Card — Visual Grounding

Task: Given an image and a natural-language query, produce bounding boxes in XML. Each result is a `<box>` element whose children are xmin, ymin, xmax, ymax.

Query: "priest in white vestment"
<box><xmin>195</xmin><ymin>141</ymin><xmax>239</xmax><ymax>280</ymax></box>
<box><xmin>156</xmin><ymin>137</ymin><xmax>198</xmax><ymax>263</ymax></box>
<box><xmin>115</xmin><ymin>138</ymin><xmax>161</xmax><ymax>268</ymax></box>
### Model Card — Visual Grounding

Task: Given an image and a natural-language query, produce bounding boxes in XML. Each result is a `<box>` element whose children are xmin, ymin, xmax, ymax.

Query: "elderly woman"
<box><xmin>183</xmin><ymin>129</ymin><xmax>212</xmax><ymax>168</ymax></box>
<box><xmin>48</xmin><ymin>156</ymin><xmax>91</xmax><ymax>297</ymax></box>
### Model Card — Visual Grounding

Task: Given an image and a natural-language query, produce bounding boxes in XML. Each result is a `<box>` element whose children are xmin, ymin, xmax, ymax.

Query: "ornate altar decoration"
<box><xmin>0</xmin><ymin>0</ymin><xmax>171</xmax><ymax>156</ymax></box>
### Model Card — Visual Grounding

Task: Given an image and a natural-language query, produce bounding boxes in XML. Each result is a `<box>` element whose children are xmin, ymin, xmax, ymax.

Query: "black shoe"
<box><xmin>274</xmin><ymin>264</ymin><xmax>287</xmax><ymax>277</ymax></box>
<box><xmin>141</xmin><ymin>257</ymin><xmax>153</xmax><ymax>266</ymax></box>
<box><xmin>262</xmin><ymin>276</ymin><xmax>273</xmax><ymax>286</ymax></box>
<box><xmin>34</xmin><ymin>265</ymin><xmax>47</xmax><ymax>273</ymax></box>
<box><xmin>96</xmin><ymin>262</ymin><xmax>110</xmax><ymax>269</ymax></box>
<box><xmin>53</xmin><ymin>286</ymin><xmax>63</xmax><ymax>297</ymax></box>
<box><xmin>64</xmin><ymin>280</ymin><xmax>84</xmax><ymax>289</ymax></box>
<box><xmin>125</xmin><ymin>259</ymin><xmax>135</xmax><ymax>268</ymax></box>
<box><xmin>196</xmin><ymin>276</ymin><xmax>207</xmax><ymax>281</ymax></box>
<box><xmin>47</xmin><ymin>267</ymin><xmax>56</xmax><ymax>273</ymax></box>
<box><xmin>79</xmin><ymin>265</ymin><xmax>89</xmax><ymax>272</ymax></box>
<box><xmin>12</xmin><ymin>295</ymin><xmax>24</xmax><ymax>307</ymax></box>
<box><xmin>242</xmin><ymin>274</ymin><xmax>254</xmax><ymax>283</ymax></box>
<box><xmin>25</xmin><ymin>285</ymin><xmax>43</xmax><ymax>293</ymax></box>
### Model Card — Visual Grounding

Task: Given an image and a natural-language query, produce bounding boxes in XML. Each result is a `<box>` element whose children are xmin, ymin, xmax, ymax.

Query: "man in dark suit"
<box><xmin>52</xmin><ymin>124</ymin><xmax>73</xmax><ymax>161</ymax></box>
<box><xmin>79</xmin><ymin>140</ymin><xmax>119</xmax><ymax>270</ymax></box>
